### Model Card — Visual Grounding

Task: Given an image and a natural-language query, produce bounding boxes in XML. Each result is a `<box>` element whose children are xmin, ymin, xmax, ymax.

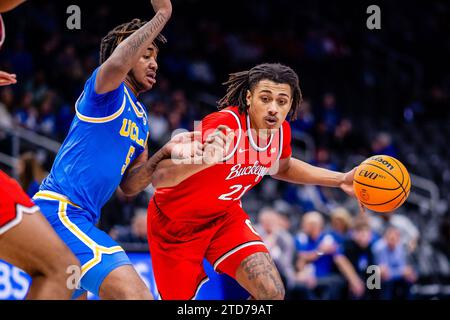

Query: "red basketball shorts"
<box><xmin>147</xmin><ymin>198</ymin><xmax>268</xmax><ymax>300</ymax></box>
<box><xmin>0</xmin><ymin>171</ymin><xmax>39</xmax><ymax>235</ymax></box>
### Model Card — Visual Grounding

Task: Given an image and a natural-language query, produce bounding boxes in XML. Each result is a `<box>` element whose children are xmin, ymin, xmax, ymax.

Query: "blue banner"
<box><xmin>0</xmin><ymin>253</ymin><xmax>249</xmax><ymax>300</ymax></box>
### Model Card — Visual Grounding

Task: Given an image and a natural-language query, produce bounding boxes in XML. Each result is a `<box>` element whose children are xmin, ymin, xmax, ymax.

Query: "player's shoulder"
<box><xmin>281</xmin><ymin>119</ymin><xmax>292</xmax><ymax>132</ymax></box>
<box><xmin>280</xmin><ymin>119</ymin><xmax>292</xmax><ymax>142</ymax></box>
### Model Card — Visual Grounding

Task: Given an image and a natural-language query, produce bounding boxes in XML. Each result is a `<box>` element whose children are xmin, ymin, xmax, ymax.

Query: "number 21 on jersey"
<box><xmin>218</xmin><ymin>184</ymin><xmax>252</xmax><ymax>201</ymax></box>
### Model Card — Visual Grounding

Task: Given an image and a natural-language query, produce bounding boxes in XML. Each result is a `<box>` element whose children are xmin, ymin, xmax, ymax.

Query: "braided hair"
<box><xmin>217</xmin><ymin>63</ymin><xmax>303</xmax><ymax>121</ymax></box>
<box><xmin>99</xmin><ymin>18</ymin><xmax>167</xmax><ymax>64</ymax></box>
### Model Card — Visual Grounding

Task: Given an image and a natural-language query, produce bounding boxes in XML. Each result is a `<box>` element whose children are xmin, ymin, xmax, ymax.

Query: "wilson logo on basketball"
<box><xmin>371</xmin><ymin>156</ymin><xmax>394</xmax><ymax>170</ymax></box>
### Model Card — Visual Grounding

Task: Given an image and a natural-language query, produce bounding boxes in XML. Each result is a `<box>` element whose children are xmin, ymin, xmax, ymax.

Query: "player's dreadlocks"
<box><xmin>218</xmin><ymin>63</ymin><xmax>303</xmax><ymax>121</ymax></box>
<box><xmin>99</xmin><ymin>18</ymin><xmax>167</xmax><ymax>64</ymax></box>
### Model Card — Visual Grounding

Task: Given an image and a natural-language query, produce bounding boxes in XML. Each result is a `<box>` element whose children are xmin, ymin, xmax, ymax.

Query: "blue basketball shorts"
<box><xmin>33</xmin><ymin>191</ymin><xmax>132</xmax><ymax>299</ymax></box>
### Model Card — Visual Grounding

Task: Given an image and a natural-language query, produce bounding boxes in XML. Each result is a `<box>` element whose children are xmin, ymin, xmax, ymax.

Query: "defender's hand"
<box><xmin>165</xmin><ymin>131</ymin><xmax>203</xmax><ymax>160</ymax></box>
<box><xmin>0</xmin><ymin>71</ymin><xmax>17</xmax><ymax>86</ymax></box>
<box><xmin>203</xmin><ymin>125</ymin><xmax>234</xmax><ymax>165</ymax></box>
<box><xmin>150</xmin><ymin>0</ymin><xmax>172</xmax><ymax>17</ymax></box>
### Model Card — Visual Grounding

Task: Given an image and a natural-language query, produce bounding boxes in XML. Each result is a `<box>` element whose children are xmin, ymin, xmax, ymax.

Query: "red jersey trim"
<box><xmin>0</xmin><ymin>203</ymin><xmax>39</xmax><ymax>235</ymax></box>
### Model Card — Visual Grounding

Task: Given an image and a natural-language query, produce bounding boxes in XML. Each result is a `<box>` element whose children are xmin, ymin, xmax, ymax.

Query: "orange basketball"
<box><xmin>353</xmin><ymin>155</ymin><xmax>411</xmax><ymax>213</ymax></box>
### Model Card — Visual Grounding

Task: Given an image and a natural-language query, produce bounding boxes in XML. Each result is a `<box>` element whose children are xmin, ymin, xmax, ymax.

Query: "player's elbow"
<box><xmin>119</xmin><ymin>183</ymin><xmax>140</xmax><ymax>197</ymax></box>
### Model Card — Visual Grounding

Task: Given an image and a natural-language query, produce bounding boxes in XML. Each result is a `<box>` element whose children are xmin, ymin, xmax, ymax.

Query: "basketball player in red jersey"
<box><xmin>0</xmin><ymin>170</ymin><xmax>79</xmax><ymax>299</ymax></box>
<box><xmin>0</xmin><ymin>0</ymin><xmax>79</xmax><ymax>299</ymax></box>
<box><xmin>147</xmin><ymin>63</ymin><xmax>357</xmax><ymax>300</ymax></box>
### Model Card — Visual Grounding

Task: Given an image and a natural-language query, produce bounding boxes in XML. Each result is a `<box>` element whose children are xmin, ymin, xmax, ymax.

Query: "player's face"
<box><xmin>128</xmin><ymin>45</ymin><xmax>159</xmax><ymax>93</ymax></box>
<box><xmin>246</xmin><ymin>80</ymin><xmax>292</xmax><ymax>132</ymax></box>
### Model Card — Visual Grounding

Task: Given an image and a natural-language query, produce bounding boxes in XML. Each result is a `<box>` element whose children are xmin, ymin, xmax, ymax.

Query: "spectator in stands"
<box><xmin>13</xmin><ymin>91</ymin><xmax>38</xmax><ymax>130</ymax></box>
<box><xmin>373</xmin><ymin>226</ymin><xmax>417</xmax><ymax>299</ymax></box>
<box><xmin>329</xmin><ymin>207</ymin><xmax>353</xmax><ymax>245</ymax></box>
<box><xmin>317</xmin><ymin>93</ymin><xmax>340</xmax><ymax>136</ymax></box>
<box><xmin>148</xmin><ymin>100</ymin><xmax>169</xmax><ymax>145</ymax></box>
<box><xmin>37</xmin><ymin>91</ymin><xmax>57</xmax><ymax>136</ymax></box>
<box><xmin>170</xmin><ymin>89</ymin><xmax>196</xmax><ymax>130</ymax></box>
<box><xmin>343</xmin><ymin>218</ymin><xmax>379</xmax><ymax>299</ymax></box>
<box><xmin>114</xmin><ymin>208</ymin><xmax>148</xmax><ymax>245</ymax></box>
<box><xmin>100</xmin><ymin>188</ymin><xmax>141</xmax><ymax>234</ymax></box>
<box><xmin>298</xmin><ymin>147</ymin><xmax>339</xmax><ymax>212</ymax></box>
<box><xmin>332</xmin><ymin>118</ymin><xmax>367</xmax><ymax>156</ymax></box>
<box><xmin>371</xmin><ymin>132</ymin><xmax>398</xmax><ymax>158</ymax></box>
<box><xmin>0</xmin><ymin>87</ymin><xmax>14</xmax><ymax>129</ymax></box>
<box><xmin>17</xmin><ymin>151</ymin><xmax>47</xmax><ymax>197</ymax></box>
<box><xmin>295</xmin><ymin>211</ymin><xmax>365</xmax><ymax>299</ymax></box>
<box><xmin>291</xmin><ymin>99</ymin><xmax>315</xmax><ymax>134</ymax></box>
<box><xmin>369</xmin><ymin>212</ymin><xmax>419</xmax><ymax>253</ymax></box>
<box><xmin>254</xmin><ymin>207</ymin><xmax>297</xmax><ymax>292</ymax></box>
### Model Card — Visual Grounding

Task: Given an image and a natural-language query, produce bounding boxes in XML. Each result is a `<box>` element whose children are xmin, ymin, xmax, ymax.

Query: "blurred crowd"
<box><xmin>0</xmin><ymin>0</ymin><xmax>449</xmax><ymax>299</ymax></box>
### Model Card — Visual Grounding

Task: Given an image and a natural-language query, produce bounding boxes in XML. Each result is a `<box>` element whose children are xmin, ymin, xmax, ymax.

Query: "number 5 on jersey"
<box><xmin>121</xmin><ymin>146</ymin><xmax>136</xmax><ymax>175</ymax></box>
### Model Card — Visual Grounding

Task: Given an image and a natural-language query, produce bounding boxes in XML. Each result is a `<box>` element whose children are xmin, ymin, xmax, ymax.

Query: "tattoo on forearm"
<box><xmin>146</xmin><ymin>148</ymin><xmax>168</xmax><ymax>173</ymax></box>
<box><xmin>122</xmin><ymin>148</ymin><xmax>168</xmax><ymax>194</ymax></box>
<box><xmin>240</xmin><ymin>253</ymin><xmax>285</xmax><ymax>299</ymax></box>
<box><xmin>124</xmin><ymin>11</ymin><xmax>167</xmax><ymax>58</ymax></box>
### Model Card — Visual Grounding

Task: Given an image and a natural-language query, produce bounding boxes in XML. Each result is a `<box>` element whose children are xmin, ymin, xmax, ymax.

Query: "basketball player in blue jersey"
<box><xmin>32</xmin><ymin>0</ymin><xmax>187</xmax><ymax>299</ymax></box>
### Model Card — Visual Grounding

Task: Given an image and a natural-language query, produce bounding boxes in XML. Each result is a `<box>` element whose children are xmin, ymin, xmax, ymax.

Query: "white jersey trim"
<box><xmin>75</xmin><ymin>90</ymin><xmax>126</xmax><ymax>124</ymax></box>
<box><xmin>246</xmin><ymin>114</ymin><xmax>274</xmax><ymax>152</ymax></box>
<box><xmin>213</xmin><ymin>240</ymin><xmax>267</xmax><ymax>271</ymax></box>
<box><xmin>276</xmin><ymin>123</ymin><xmax>284</xmax><ymax>162</ymax></box>
<box><xmin>220</xmin><ymin>109</ymin><xmax>242</xmax><ymax>162</ymax></box>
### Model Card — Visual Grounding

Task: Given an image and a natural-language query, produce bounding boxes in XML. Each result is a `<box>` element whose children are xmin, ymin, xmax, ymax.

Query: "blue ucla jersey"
<box><xmin>40</xmin><ymin>67</ymin><xmax>149</xmax><ymax>222</ymax></box>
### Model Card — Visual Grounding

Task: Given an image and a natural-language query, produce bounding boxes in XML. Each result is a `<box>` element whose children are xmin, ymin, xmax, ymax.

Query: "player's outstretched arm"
<box><xmin>151</xmin><ymin>159</ymin><xmax>211</xmax><ymax>189</ymax></box>
<box><xmin>95</xmin><ymin>0</ymin><xmax>172</xmax><ymax>94</ymax></box>
<box><xmin>0</xmin><ymin>71</ymin><xmax>17</xmax><ymax>86</ymax></box>
<box><xmin>152</xmin><ymin>126</ymin><xmax>234</xmax><ymax>188</ymax></box>
<box><xmin>0</xmin><ymin>0</ymin><xmax>26</xmax><ymax>13</ymax></box>
<box><xmin>272</xmin><ymin>157</ymin><xmax>357</xmax><ymax>197</ymax></box>
<box><xmin>119</xmin><ymin>131</ymin><xmax>204</xmax><ymax>196</ymax></box>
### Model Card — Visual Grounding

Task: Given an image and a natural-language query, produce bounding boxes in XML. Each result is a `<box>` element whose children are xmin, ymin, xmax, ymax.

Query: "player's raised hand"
<box><xmin>150</xmin><ymin>0</ymin><xmax>172</xmax><ymax>17</ymax></box>
<box><xmin>0</xmin><ymin>71</ymin><xmax>17</xmax><ymax>86</ymax></box>
<box><xmin>166</xmin><ymin>131</ymin><xmax>203</xmax><ymax>161</ymax></box>
<box><xmin>203</xmin><ymin>125</ymin><xmax>234</xmax><ymax>164</ymax></box>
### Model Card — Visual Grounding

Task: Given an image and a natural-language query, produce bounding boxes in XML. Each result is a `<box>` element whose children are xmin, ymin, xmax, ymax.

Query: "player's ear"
<box><xmin>246</xmin><ymin>90</ymin><xmax>252</xmax><ymax>107</ymax></box>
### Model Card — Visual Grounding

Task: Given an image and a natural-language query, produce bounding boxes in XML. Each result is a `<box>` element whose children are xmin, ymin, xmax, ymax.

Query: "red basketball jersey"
<box><xmin>154</xmin><ymin>106</ymin><xmax>292</xmax><ymax>222</ymax></box>
<box><xmin>0</xmin><ymin>170</ymin><xmax>39</xmax><ymax>234</ymax></box>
